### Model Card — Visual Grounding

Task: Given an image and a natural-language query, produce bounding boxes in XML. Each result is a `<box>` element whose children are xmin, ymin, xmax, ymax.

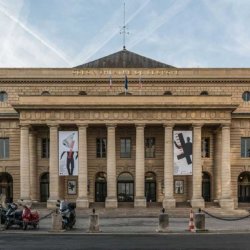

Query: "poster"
<box><xmin>59</xmin><ymin>131</ymin><xmax>78</xmax><ymax>176</ymax></box>
<box><xmin>173</xmin><ymin>131</ymin><xmax>192</xmax><ymax>175</ymax></box>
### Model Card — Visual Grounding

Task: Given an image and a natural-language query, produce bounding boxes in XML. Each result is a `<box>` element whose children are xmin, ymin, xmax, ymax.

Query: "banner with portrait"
<box><xmin>59</xmin><ymin>131</ymin><xmax>78</xmax><ymax>176</ymax></box>
<box><xmin>173</xmin><ymin>130</ymin><xmax>192</xmax><ymax>175</ymax></box>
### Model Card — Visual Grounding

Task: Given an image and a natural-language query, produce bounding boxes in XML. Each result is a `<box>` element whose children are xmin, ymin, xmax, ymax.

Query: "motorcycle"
<box><xmin>4</xmin><ymin>203</ymin><xmax>23</xmax><ymax>229</ymax></box>
<box><xmin>57</xmin><ymin>200</ymin><xmax>76</xmax><ymax>230</ymax></box>
<box><xmin>0</xmin><ymin>204</ymin><xmax>7</xmax><ymax>225</ymax></box>
<box><xmin>22</xmin><ymin>204</ymin><xmax>39</xmax><ymax>230</ymax></box>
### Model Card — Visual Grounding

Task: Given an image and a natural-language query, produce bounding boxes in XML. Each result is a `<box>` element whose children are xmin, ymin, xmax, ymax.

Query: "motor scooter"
<box><xmin>4</xmin><ymin>203</ymin><xmax>23</xmax><ymax>229</ymax></box>
<box><xmin>22</xmin><ymin>204</ymin><xmax>39</xmax><ymax>230</ymax></box>
<box><xmin>57</xmin><ymin>200</ymin><xmax>76</xmax><ymax>230</ymax></box>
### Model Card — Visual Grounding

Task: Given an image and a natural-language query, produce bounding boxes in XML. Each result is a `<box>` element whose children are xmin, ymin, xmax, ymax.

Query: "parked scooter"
<box><xmin>22</xmin><ymin>204</ymin><xmax>39</xmax><ymax>230</ymax></box>
<box><xmin>57</xmin><ymin>200</ymin><xmax>76</xmax><ymax>230</ymax></box>
<box><xmin>4</xmin><ymin>203</ymin><xmax>23</xmax><ymax>229</ymax></box>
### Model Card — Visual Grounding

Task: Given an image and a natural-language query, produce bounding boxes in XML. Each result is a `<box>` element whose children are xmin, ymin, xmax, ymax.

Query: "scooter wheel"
<box><xmin>4</xmin><ymin>222</ymin><xmax>10</xmax><ymax>230</ymax></box>
<box><xmin>33</xmin><ymin>224</ymin><xmax>37</xmax><ymax>229</ymax></box>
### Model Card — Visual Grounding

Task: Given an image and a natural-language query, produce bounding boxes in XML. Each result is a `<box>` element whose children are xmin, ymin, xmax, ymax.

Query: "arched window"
<box><xmin>40</xmin><ymin>172</ymin><xmax>49</xmax><ymax>202</ymax></box>
<box><xmin>95</xmin><ymin>172</ymin><xmax>107</xmax><ymax>202</ymax></box>
<box><xmin>41</xmin><ymin>91</ymin><xmax>50</xmax><ymax>96</ymax></box>
<box><xmin>200</xmin><ymin>91</ymin><xmax>208</xmax><ymax>96</ymax></box>
<box><xmin>118</xmin><ymin>92</ymin><xmax>132</xmax><ymax>96</ymax></box>
<box><xmin>117</xmin><ymin>172</ymin><xmax>134</xmax><ymax>202</ymax></box>
<box><xmin>238</xmin><ymin>172</ymin><xmax>250</xmax><ymax>202</ymax></box>
<box><xmin>202</xmin><ymin>172</ymin><xmax>211</xmax><ymax>202</ymax></box>
<box><xmin>163</xmin><ymin>91</ymin><xmax>172</xmax><ymax>96</ymax></box>
<box><xmin>145</xmin><ymin>172</ymin><xmax>156</xmax><ymax>202</ymax></box>
<box><xmin>0</xmin><ymin>172</ymin><xmax>13</xmax><ymax>203</ymax></box>
<box><xmin>0</xmin><ymin>91</ymin><xmax>8</xmax><ymax>102</ymax></box>
<box><xmin>79</xmin><ymin>91</ymin><xmax>87</xmax><ymax>96</ymax></box>
<box><xmin>242</xmin><ymin>91</ymin><xmax>250</xmax><ymax>102</ymax></box>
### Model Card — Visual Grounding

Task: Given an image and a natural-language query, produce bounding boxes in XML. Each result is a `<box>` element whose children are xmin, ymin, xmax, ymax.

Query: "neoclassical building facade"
<box><xmin>1</xmin><ymin>49</ymin><xmax>250</xmax><ymax>209</ymax></box>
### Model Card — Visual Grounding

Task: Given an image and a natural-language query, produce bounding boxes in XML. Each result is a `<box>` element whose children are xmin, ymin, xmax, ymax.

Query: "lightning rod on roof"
<box><xmin>120</xmin><ymin>1</ymin><xmax>129</xmax><ymax>50</ymax></box>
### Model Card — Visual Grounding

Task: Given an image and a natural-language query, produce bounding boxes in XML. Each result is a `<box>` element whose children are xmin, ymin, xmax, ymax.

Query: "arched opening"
<box><xmin>0</xmin><ymin>172</ymin><xmax>13</xmax><ymax>203</ymax></box>
<box><xmin>202</xmin><ymin>172</ymin><xmax>211</xmax><ymax>202</ymax></box>
<box><xmin>95</xmin><ymin>172</ymin><xmax>107</xmax><ymax>202</ymax></box>
<box><xmin>200</xmin><ymin>91</ymin><xmax>209</xmax><ymax>96</ymax></box>
<box><xmin>238</xmin><ymin>172</ymin><xmax>250</xmax><ymax>202</ymax></box>
<box><xmin>145</xmin><ymin>172</ymin><xmax>156</xmax><ymax>202</ymax></box>
<box><xmin>78</xmin><ymin>91</ymin><xmax>87</xmax><ymax>96</ymax></box>
<box><xmin>117</xmin><ymin>172</ymin><xmax>134</xmax><ymax>202</ymax></box>
<box><xmin>40</xmin><ymin>172</ymin><xmax>49</xmax><ymax>202</ymax></box>
<box><xmin>0</xmin><ymin>91</ymin><xmax>8</xmax><ymax>102</ymax></box>
<box><xmin>163</xmin><ymin>91</ymin><xmax>172</xmax><ymax>96</ymax></box>
<box><xmin>41</xmin><ymin>91</ymin><xmax>50</xmax><ymax>96</ymax></box>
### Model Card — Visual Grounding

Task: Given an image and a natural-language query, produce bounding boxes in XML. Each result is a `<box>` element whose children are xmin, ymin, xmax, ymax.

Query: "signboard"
<box><xmin>59</xmin><ymin>131</ymin><xmax>78</xmax><ymax>176</ymax></box>
<box><xmin>173</xmin><ymin>131</ymin><xmax>192</xmax><ymax>175</ymax></box>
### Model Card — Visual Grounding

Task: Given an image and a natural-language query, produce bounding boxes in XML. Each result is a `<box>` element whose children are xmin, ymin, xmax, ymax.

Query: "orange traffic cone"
<box><xmin>188</xmin><ymin>209</ymin><xmax>195</xmax><ymax>232</ymax></box>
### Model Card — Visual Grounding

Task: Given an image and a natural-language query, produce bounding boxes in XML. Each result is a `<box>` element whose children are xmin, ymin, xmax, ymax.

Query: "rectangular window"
<box><xmin>201</xmin><ymin>137</ymin><xmax>210</xmax><ymax>158</ymax></box>
<box><xmin>42</xmin><ymin>138</ymin><xmax>50</xmax><ymax>158</ymax></box>
<box><xmin>145</xmin><ymin>137</ymin><xmax>155</xmax><ymax>158</ymax></box>
<box><xmin>241</xmin><ymin>137</ymin><xmax>250</xmax><ymax>157</ymax></box>
<box><xmin>96</xmin><ymin>138</ymin><xmax>107</xmax><ymax>158</ymax></box>
<box><xmin>120</xmin><ymin>138</ymin><xmax>131</xmax><ymax>158</ymax></box>
<box><xmin>0</xmin><ymin>138</ymin><xmax>9</xmax><ymax>159</ymax></box>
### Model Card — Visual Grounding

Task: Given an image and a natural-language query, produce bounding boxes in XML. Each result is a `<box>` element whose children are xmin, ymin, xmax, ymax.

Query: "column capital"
<box><xmin>135</xmin><ymin>123</ymin><xmax>145</xmax><ymax>128</ymax></box>
<box><xmin>221</xmin><ymin>123</ymin><xmax>231</xmax><ymax>129</ymax></box>
<box><xmin>19</xmin><ymin>124</ymin><xmax>30</xmax><ymax>129</ymax></box>
<box><xmin>47</xmin><ymin>123</ymin><xmax>59</xmax><ymax>128</ymax></box>
<box><xmin>192</xmin><ymin>123</ymin><xmax>203</xmax><ymax>128</ymax></box>
<box><xmin>163</xmin><ymin>123</ymin><xmax>174</xmax><ymax>128</ymax></box>
<box><xmin>77</xmin><ymin>123</ymin><xmax>88</xmax><ymax>129</ymax></box>
<box><xmin>106</xmin><ymin>123</ymin><xmax>117</xmax><ymax>128</ymax></box>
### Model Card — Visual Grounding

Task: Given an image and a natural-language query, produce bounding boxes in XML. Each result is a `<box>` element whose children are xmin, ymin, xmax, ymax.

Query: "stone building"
<box><xmin>0</xmin><ymin>49</ymin><xmax>250</xmax><ymax>209</ymax></box>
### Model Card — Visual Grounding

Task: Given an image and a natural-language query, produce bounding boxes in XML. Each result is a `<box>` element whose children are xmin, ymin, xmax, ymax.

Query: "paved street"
<box><xmin>0</xmin><ymin>233</ymin><xmax>250</xmax><ymax>250</ymax></box>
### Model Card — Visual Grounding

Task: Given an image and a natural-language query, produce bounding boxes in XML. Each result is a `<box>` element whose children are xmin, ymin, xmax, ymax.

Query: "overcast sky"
<box><xmin>0</xmin><ymin>0</ymin><xmax>250</xmax><ymax>68</ymax></box>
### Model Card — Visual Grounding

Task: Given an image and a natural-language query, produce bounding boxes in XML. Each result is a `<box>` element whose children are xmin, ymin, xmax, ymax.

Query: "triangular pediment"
<box><xmin>75</xmin><ymin>49</ymin><xmax>175</xmax><ymax>68</ymax></box>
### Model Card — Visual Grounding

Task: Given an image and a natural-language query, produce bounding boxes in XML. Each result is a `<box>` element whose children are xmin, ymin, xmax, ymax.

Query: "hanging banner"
<box><xmin>173</xmin><ymin>131</ymin><xmax>192</xmax><ymax>175</ymax></box>
<box><xmin>59</xmin><ymin>131</ymin><xmax>78</xmax><ymax>176</ymax></box>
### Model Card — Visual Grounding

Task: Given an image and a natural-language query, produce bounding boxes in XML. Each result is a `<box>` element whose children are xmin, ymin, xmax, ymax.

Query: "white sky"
<box><xmin>0</xmin><ymin>0</ymin><xmax>250</xmax><ymax>68</ymax></box>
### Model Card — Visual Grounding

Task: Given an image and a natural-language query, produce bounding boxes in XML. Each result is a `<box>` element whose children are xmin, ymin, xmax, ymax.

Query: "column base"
<box><xmin>76</xmin><ymin>197</ymin><xmax>89</xmax><ymax>208</ymax></box>
<box><xmin>47</xmin><ymin>199</ymin><xmax>59</xmax><ymax>209</ymax></box>
<box><xmin>162</xmin><ymin>197</ymin><xmax>176</xmax><ymax>209</ymax></box>
<box><xmin>134</xmin><ymin>197</ymin><xmax>146</xmax><ymax>207</ymax></box>
<box><xmin>219</xmin><ymin>198</ymin><xmax>235</xmax><ymax>210</ymax></box>
<box><xmin>105</xmin><ymin>197</ymin><xmax>118</xmax><ymax>208</ymax></box>
<box><xmin>191</xmin><ymin>198</ymin><xmax>205</xmax><ymax>208</ymax></box>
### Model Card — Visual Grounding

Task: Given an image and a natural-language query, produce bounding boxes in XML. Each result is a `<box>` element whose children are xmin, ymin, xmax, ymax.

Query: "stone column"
<box><xmin>213</xmin><ymin>130</ymin><xmax>222</xmax><ymax>200</ymax></box>
<box><xmin>219</xmin><ymin>124</ymin><xmax>234</xmax><ymax>209</ymax></box>
<box><xmin>191</xmin><ymin>124</ymin><xmax>205</xmax><ymax>208</ymax></box>
<box><xmin>105</xmin><ymin>124</ymin><xmax>117</xmax><ymax>208</ymax></box>
<box><xmin>29</xmin><ymin>130</ymin><xmax>38</xmax><ymax>201</ymax></box>
<box><xmin>162</xmin><ymin>124</ymin><xmax>176</xmax><ymax>208</ymax></box>
<box><xmin>20</xmin><ymin>125</ymin><xmax>31</xmax><ymax>201</ymax></box>
<box><xmin>47</xmin><ymin>125</ymin><xmax>60</xmax><ymax>208</ymax></box>
<box><xmin>76</xmin><ymin>124</ymin><xmax>89</xmax><ymax>208</ymax></box>
<box><xmin>135</xmin><ymin>124</ymin><xmax>146</xmax><ymax>207</ymax></box>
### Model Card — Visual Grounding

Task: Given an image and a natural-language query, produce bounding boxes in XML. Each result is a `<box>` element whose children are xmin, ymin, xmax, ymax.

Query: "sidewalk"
<box><xmin>2</xmin><ymin>207</ymin><xmax>250</xmax><ymax>234</ymax></box>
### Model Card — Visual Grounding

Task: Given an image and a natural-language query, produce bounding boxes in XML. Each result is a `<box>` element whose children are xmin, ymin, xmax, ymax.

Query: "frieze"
<box><xmin>19</xmin><ymin>110</ymin><xmax>232</xmax><ymax>124</ymax></box>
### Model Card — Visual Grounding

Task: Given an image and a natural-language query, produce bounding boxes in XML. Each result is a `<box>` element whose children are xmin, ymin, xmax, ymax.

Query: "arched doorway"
<box><xmin>40</xmin><ymin>172</ymin><xmax>49</xmax><ymax>202</ymax></box>
<box><xmin>238</xmin><ymin>172</ymin><xmax>250</xmax><ymax>202</ymax></box>
<box><xmin>117</xmin><ymin>172</ymin><xmax>134</xmax><ymax>202</ymax></box>
<box><xmin>0</xmin><ymin>172</ymin><xmax>13</xmax><ymax>203</ymax></box>
<box><xmin>95</xmin><ymin>172</ymin><xmax>107</xmax><ymax>202</ymax></box>
<box><xmin>202</xmin><ymin>172</ymin><xmax>211</xmax><ymax>202</ymax></box>
<box><xmin>145</xmin><ymin>172</ymin><xmax>156</xmax><ymax>202</ymax></box>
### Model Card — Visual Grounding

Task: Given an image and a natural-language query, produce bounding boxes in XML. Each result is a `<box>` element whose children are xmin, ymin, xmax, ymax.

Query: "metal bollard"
<box><xmin>157</xmin><ymin>208</ymin><xmax>169</xmax><ymax>232</ymax></box>
<box><xmin>194</xmin><ymin>208</ymin><xmax>207</xmax><ymax>232</ymax></box>
<box><xmin>88</xmin><ymin>208</ymin><xmax>101</xmax><ymax>233</ymax></box>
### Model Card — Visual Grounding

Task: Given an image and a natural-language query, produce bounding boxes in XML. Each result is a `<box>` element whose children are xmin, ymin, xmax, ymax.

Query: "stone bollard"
<box><xmin>194</xmin><ymin>209</ymin><xmax>206</xmax><ymax>232</ymax></box>
<box><xmin>50</xmin><ymin>212</ymin><xmax>64</xmax><ymax>232</ymax></box>
<box><xmin>157</xmin><ymin>208</ymin><xmax>169</xmax><ymax>232</ymax></box>
<box><xmin>89</xmin><ymin>209</ymin><xmax>101</xmax><ymax>233</ymax></box>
